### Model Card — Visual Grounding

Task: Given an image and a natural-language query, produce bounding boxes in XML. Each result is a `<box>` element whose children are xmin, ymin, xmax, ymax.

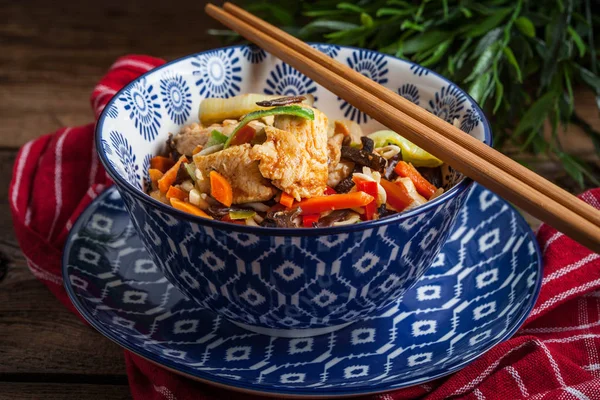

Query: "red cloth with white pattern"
<box><xmin>9</xmin><ymin>55</ymin><xmax>600</xmax><ymax>400</ymax></box>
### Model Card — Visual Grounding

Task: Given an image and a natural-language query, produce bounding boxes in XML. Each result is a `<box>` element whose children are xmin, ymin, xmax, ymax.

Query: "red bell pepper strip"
<box><xmin>296</xmin><ymin>192</ymin><xmax>374</xmax><ymax>215</ymax></box>
<box><xmin>229</xmin><ymin>125</ymin><xmax>256</xmax><ymax>147</ymax></box>
<box><xmin>324</xmin><ymin>186</ymin><xmax>337</xmax><ymax>195</ymax></box>
<box><xmin>380</xmin><ymin>179</ymin><xmax>413</xmax><ymax>212</ymax></box>
<box><xmin>394</xmin><ymin>161</ymin><xmax>437</xmax><ymax>199</ymax></box>
<box><xmin>302</xmin><ymin>214</ymin><xmax>320</xmax><ymax>227</ymax></box>
<box><xmin>357</xmin><ymin>180</ymin><xmax>378</xmax><ymax>220</ymax></box>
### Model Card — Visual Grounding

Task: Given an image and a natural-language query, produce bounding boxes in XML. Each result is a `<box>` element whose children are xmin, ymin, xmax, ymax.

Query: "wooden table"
<box><xmin>0</xmin><ymin>1</ymin><xmax>598</xmax><ymax>399</ymax></box>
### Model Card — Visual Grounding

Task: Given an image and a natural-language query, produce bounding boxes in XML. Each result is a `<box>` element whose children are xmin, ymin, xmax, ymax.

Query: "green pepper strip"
<box><xmin>184</xmin><ymin>163</ymin><xmax>196</xmax><ymax>182</ymax></box>
<box><xmin>205</xmin><ymin>130</ymin><xmax>228</xmax><ymax>148</ymax></box>
<box><xmin>223</xmin><ymin>105</ymin><xmax>315</xmax><ymax>149</ymax></box>
<box><xmin>228</xmin><ymin>209</ymin><xmax>256</xmax><ymax>220</ymax></box>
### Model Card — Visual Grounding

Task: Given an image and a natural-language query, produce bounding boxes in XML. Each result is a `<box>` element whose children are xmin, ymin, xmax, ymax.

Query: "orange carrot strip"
<box><xmin>148</xmin><ymin>168</ymin><xmax>163</xmax><ymax>183</ymax></box>
<box><xmin>158</xmin><ymin>155</ymin><xmax>188</xmax><ymax>193</ymax></box>
<box><xmin>209</xmin><ymin>171</ymin><xmax>233</xmax><ymax>207</ymax></box>
<box><xmin>166</xmin><ymin>185</ymin><xmax>188</xmax><ymax>201</ymax></box>
<box><xmin>169</xmin><ymin>198</ymin><xmax>213</xmax><ymax>219</ymax></box>
<box><xmin>279</xmin><ymin>192</ymin><xmax>295</xmax><ymax>208</ymax></box>
<box><xmin>380</xmin><ymin>179</ymin><xmax>413</xmax><ymax>211</ymax></box>
<box><xmin>192</xmin><ymin>145</ymin><xmax>203</xmax><ymax>155</ymax></box>
<box><xmin>334</xmin><ymin>120</ymin><xmax>350</xmax><ymax>136</ymax></box>
<box><xmin>394</xmin><ymin>161</ymin><xmax>436</xmax><ymax>199</ymax></box>
<box><xmin>296</xmin><ymin>192</ymin><xmax>374</xmax><ymax>215</ymax></box>
<box><xmin>150</xmin><ymin>156</ymin><xmax>175</xmax><ymax>173</ymax></box>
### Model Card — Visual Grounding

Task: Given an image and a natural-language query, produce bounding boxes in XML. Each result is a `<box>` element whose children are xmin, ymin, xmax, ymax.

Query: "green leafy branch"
<box><xmin>229</xmin><ymin>0</ymin><xmax>600</xmax><ymax>188</ymax></box>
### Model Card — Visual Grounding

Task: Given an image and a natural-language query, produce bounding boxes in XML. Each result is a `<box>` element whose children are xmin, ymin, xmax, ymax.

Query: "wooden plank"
<box><xmin>0</xmin><ymin>383</ymin><xmax>131</xmax><ymax>400</ymax></box>
<box><xmin>0</xmin><ymin>150</ymin><xmax>126</xmax><ymax>376</ymax></box>
<box><xmin>0</xmin><ymin>0</ymin><xmax>223</xmax><ymax>148</ymax></box>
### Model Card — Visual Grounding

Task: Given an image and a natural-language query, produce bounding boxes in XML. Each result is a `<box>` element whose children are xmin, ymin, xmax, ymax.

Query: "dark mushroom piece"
<box><xmin>264</xmin><ymin>207</ymin><xmax>303</xmax><ymax>228</ymax></box>
<box><xmin>174</xmin><ymin>163</ymin><xmax>189</xmax><ymax>185</ymax></box>
<box><xmin>417</xmin><ymin>166</ymin><xmax>443</xmax><ymax>189</ymax></box>
<box><xmin>383</xmin><ymin>154</ymin><xmax>401</xmax><ymax>181</ymax></box>
<box><xmin>255</xmin><ymin>96</ymin><xmax>306</xmax><ymax>107</ymax></box>
<box><xmin>315</xmin><ymin>210</ymin><xmax>350</xmax><ymax>227</ymax></box>
<box><xmin>341</xmin><ymin>146</ymin><xmax>386</xmax><ymax>172</ymax></box>
<box><xmin>334</xmin><ymin>176</ymin><xmax>356</xmax><ymax>193</ymax></box>
<box><xmin>360</xmin><ymin>136</ymin><xmax>374</xmax><ymax>153</ymax></box>
<box><xmin>166</xmin><ymin>133</ymin><xmax>181</xmax><ymax>160</ymax></box>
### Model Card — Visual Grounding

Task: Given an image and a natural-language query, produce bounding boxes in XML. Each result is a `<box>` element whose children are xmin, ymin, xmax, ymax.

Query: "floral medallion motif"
<box><xmin>160</xmin><ymin>73</ymin><xmax>192</xmax><ymax>125</ymax></box>
<box><xmin>191</xmin><ymin>48</ymin><xmax>242</xmax><ymax>98</ymax></box>
<box><xmin>264</xmin><ymin>63</ymin><xmax>318</xmax><ymax>101</ymax></box>
<box><xmin>428</xmin><ymin>84</ymin><xmax>466</xmax><ymax>123</ymax></box>
<box><xmin>118</xmin><ymin>78</ymin><xmax>162</xmax><ymax>141</ymax></box>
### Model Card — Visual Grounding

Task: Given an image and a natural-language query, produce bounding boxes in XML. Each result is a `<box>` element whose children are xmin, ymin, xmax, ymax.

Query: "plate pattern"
<box><xmin>64</xmin><ymin>184</ymin><xmax>541</xmax><ymax>396</ymax></box>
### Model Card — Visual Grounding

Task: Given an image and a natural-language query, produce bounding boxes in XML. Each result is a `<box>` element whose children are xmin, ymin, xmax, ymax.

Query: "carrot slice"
<box><xmin>170</xmin><ymin>198</ymin><xmax>213</xmax><ymax>219</ymax></box>
<box><xmin>394</xmin><ymin>161</ymin><xmax>437</xmax><ymax>199</ymax></box>
<box><xmin>334</xmin><ymin>120</ymin><xmax>350</xmax><ymax>136</ymax></box>
<box><xmin>150</xmin><ymin>156</ymin><xmax>175</xmax><ymax>173</ymax></box>
<box><xmin>148</xmin><ymin>168</ymin><xmax>163</xmax><ymax>183</ymax></box>
<box><xmin>296</xmin><ymin>192</ymin><xmax>374</xmax><ymax>215</ymax></box>
<box><xmin>380</xmin><ymin>179</ymin><xmax>413</xmax><ymax>211</ymax></box>
<box><xmin>229</xmin><ymin>125</ymin><xmax>256</xmax><ymax>147</ymax></box>
<box><xmin>192</xmin><ymin>145</ymin><xmax>203</xmax><ymax>155</ymax></box>
<box><xmin>166</xmin><ymin>185</ymin><xmax>188</xmax><ymax>201</ymax></box>
<box><xmin>279</xmin><ymin>192</ymin><xmax>295</xmax><ymax>208</ymax></box>
<box><xmin>157</xmin><ymin>155</ymin><xmax>187</xmax><ymax>193</ymax></box>
<box><xmin>209</xmin><ymin>171</ymin><xmax>233</xmax><ymax>207</ymax></box>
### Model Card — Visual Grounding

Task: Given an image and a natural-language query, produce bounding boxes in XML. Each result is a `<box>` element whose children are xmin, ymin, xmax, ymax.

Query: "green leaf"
<box><xmin>360</xmin><ymin>12</ymin><xmax>374</xmax><ymax>28</ymax></box>
<box><xmin>421</xmin><ymin>38</ymin><xmax>452</xmax><ymax>67</ymax></box>
<box><xmin>493</xmin><ymin>65</ymin><xmax>504</xmax><ymax>114</ymax></box>
<box><xmin>386</xmin><ymin>0</ymin><xmax>411</xmax><ymax>6</ymax></box>
<box><xmin>400</xmin><ymin>20</ymin><xmax>425</xmax><ymax>32</ymax></box>
<box><xmin>557</xmin><ymin>152</ymin><xmax>585</xmax><ymax>188</ymax></box>
<box><xmin>442</xmin><ymin>0</ymin><xmax>448</xmax><ymax>19</ymax></box>
<box><xmin>401</xmin><ymin>30</ymin><xmax>449</xmax><ymax>54</ymax></box>
<box><xmin>459</xmin><ymin>7</ymin><xmax>472</xmax><ymax>18</ymax></box>
<box><xmin>468</xmin><ymin>71</ymin><xmax>492</xmax><ymax>103</ymax></box>
<box><xmin>375</xmin><ymin>8</ymin><xmax>413</xmax><ymax>17</ymax></box>
<box><xmin>567</xmin><ymin>26</ymin><xmax>586</xmax><ymax>57</ymax></box>
<box><xmin>503</xmin><ymin>46</ymin><xmax>523</xmax><ymax>82</ymax></box>
<box><xmin>514</xmin><ymin>91</ymin><xmax>556</xmax><ymax>138</ymax></box>
<box><xmin>564</xmin><ymin>66</ymin><xmax>574</xmax><ymax>114</ymax></box>
<box><xmin>574</xmin><ymin>65</ymin><xmax>600</xmax><ymax>92</ymax></box>
<box><xmin>299</xmin><ymin>20</ymin><xmax>359</xmax><ymax>35</ymax></box>
<box><xmin>337</xmin><ymin>2</ymin><xmax>365</xmax><ymax>13</ymax></box>
<box><xmin>515</xmin><ymin>16</ymin><xmax>536</xmax><ymax>37</ymax></box>
<box><xmin>466</xmin><ymin>8</ymin><xmax>512</xmax><ymax>38</ymax></box>
<box><xmin>465</xmin><ymin>44</ymin><xmax>499</xmax><ymax>83</ymax></box>
<box><xmin>473</xmin><ymin>28</ymin><xmax>503</xmax><ymax>57</ymax></box>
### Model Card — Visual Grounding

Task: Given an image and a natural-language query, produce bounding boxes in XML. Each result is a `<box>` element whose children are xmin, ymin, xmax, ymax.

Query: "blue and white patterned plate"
<box><xmin>63</xmin><ymin>184</ymin><xmax>542</xmax><ymax>397</ymax></box>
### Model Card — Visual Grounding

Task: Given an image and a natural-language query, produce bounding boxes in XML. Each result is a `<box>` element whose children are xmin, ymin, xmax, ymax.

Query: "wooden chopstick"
<box><xmin>222</xmin><ymin>1</ymin><xmax>600</xmax><ymax>229</ymax></box>
<box><xmin>205</xmin><ymin>4</ymin><xmax>600</xmax><ymax>252</ymax></box>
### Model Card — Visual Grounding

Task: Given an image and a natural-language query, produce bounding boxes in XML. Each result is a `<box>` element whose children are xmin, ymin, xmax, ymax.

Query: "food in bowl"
<box><xmin>146</xmin><ymin>93</ymin><xmax>449</xmax><ymax>228</ymax></box>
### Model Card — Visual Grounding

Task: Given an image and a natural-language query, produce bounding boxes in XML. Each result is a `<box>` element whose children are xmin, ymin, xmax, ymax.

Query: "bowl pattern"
<box><xmin>119</xmin><ymin>186</ymin><xmax>468</xmax><ymax>330</ymax></box>
<box><xmin>97</xmin><ymin>44</ymin><xmax>491</xmax><ymax>333</ymax></box>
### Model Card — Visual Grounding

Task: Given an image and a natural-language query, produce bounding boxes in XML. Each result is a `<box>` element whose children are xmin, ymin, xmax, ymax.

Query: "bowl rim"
<box><xmin>95</xmin><ymin>43</ymin><xmax>493</xmax><ymax>237</ymax></box>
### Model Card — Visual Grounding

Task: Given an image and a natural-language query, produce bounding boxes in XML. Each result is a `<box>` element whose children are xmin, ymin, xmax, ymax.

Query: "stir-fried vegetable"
<box><xmin>380</xmin><ymin>179</ymin><xmax>413</xmax><ymax>212</ymax></box>
<box><xmin>368</xmin><ymin>130</ymin><xmax>443</xmax><ymax>168</ymax></box>
<box><xmin>150</xmin><ymin>156</ymin><xmax>175</xmax><ymax>173</ymax></box>
<box><xmin>279</xmin><ymin>192</ymin><xmax>295</xmax><ymax>208</ymax></box>
<box><xmin>296</xmin><ymin>192</ymin><xmax>374</xmax><ymax>215</ymax></box>
<box><xmin>166</xmin><ymin>186</ymin><xmax>188</xmax><ymax>201</ymax></box>
<box><xmin>394</xmin><ymin>161</ymin><xmax>437</xmax><ymax>199</ymax></box>
<box><xmin>158</xmin><ymin>155</ymin><xmax>188</xmax><ymax>193</ymax></box>
<box><xmin>356</xmin><ymin>180</ymin><xmax>378</xmax><ymax>220</ymax></box>
<box><xmin>170</xmin><ymin>198</ymin><xmax>213</xmax><ymax>219</ymax></box>
<box><xmin>224</xmin><ymin>105</ymin><xmax>315</xmax><ymax>148</ymax></box>
<box><xmin>146</xmin><ymin>93</ymin><xmax>448</xmax><ymax>228</ymax></box>
<box><xmin>205</xmin><ymin>130</ymin><xmax>228</xmax><ymax>148</ymax></box>
<box><xmin>209</xmin><ymin>171</ymin><xmax>233</xmax><ymax>207</ymax></box>
<box><xmin>228</xmin><ymin>209</ymin><xmax>256</xmax><ymax>220</ymax></box>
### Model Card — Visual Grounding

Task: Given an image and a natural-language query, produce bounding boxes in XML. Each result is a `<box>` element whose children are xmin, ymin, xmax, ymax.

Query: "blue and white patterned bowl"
<box><xmin>96</xmin><ymin>44</ymin><xmax>492</xmax><ymax>337</ymax></box>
